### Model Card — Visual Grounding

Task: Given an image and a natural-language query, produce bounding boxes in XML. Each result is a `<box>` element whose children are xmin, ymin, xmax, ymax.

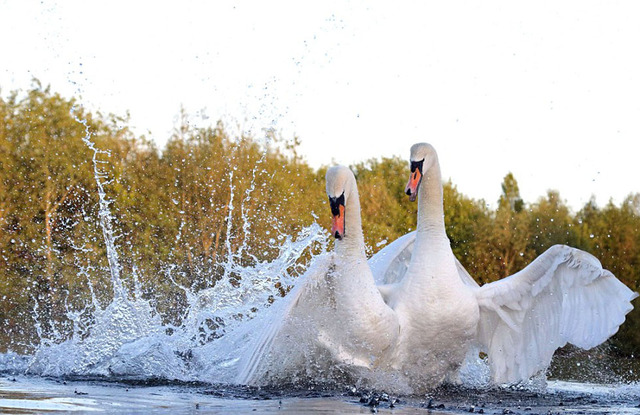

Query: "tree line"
<box><xmin>1</xmin><ymin>83</ymin><xmax>639</xmax><ymax>357</ymax></box>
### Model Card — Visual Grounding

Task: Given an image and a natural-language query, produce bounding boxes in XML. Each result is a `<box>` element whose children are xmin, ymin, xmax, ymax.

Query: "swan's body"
<box><xmin>235</xmin><ymin>166</ymin><xmax>399</xmax><ymax>388</ymax></box>
<box><xmin>371</xmin><ymin>142</ymin><xmax>637</xmax><ymax>388</ymax></box>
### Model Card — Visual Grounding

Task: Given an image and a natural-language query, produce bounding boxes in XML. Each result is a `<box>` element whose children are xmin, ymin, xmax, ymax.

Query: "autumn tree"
<box><xmin>527</xmin><ymin>190</ymin><xmax>579</xmax><ymax>254</ymax></box>
<box><xmin>2</xmin><ymin>83</ymin><xmax>640</xmax><ymax>358</ymax></box>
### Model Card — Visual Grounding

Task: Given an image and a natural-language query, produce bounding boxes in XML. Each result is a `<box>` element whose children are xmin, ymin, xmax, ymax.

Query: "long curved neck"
<box><xmin>335</xmin><ymin>184</ymin><xmax>365</xmax><ymax>257</ymax></box>
<box><xmin>416</xmin><ymin>157</ymin><xmax>446</xmax><ymax>237</ymax></box>
<box><xmin>402</xmin><ymin>154</ymin><xmax>461</xmax><ymax>299</ymax></box>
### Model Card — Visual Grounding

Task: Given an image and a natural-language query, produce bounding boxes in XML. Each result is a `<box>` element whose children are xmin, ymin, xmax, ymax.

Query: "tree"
<box><xmin>472</xmin><ymin>173</ymin><xmax>534</xmax><ymax>281</ymax></box>
<box><xmin>576</xmin><ymin>196</ymin><xmax>640</xmax><ymax>289</ymax></box>
<box><xmin>498</xmin><ymin>172</ymin><xmax>524</xmax><ymax>213</ymax></box>
<box><xmin>528</xmin><ymin>190</ymin><xmax>579</xmax><ymax>255</ymax></box>
<box><xmin>442</xmin><ymin>180</ymin><xmax>493</xmax><ymax>281</ymax></box>
<box><xmin>0</xmin><ymin>82</ymin><xmax>112</xmax><ymax>344</ymax></box>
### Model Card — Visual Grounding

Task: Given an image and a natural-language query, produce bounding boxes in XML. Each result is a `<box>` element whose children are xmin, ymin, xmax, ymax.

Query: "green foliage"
<box><xmin>498</xmin><ymin>172</ymin><xmax>524</xmax><ymax>213</ymax></box>
<box><xmin>1</xmin><ymin>83</ymin><xmax>639</xmax><ymax>359</ymax></box>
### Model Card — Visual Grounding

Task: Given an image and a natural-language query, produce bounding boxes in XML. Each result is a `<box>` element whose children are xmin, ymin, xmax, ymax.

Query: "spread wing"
<box><xmin>475</xmin><ymin>244</ymin><xmax>638</xmax><ymax>384</ymax></box>
<box><xmin>369</xmin><ymin>230</ymin><xmax>479</xmax><ymax>288</ymax></box>
<box><xmin>235</xmin><ymin>252</ymin><xmax>334</xmax><ymax>385</ymax></box>
<box><xmin>369</xmin><ymin>232</ymin><xmax>416</xmax><ymax>285</ymax></box>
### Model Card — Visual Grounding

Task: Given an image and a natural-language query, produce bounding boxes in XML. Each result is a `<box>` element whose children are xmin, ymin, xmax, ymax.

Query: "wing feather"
<box><xmin>476</xmin><ymin>244</ymin><xmax>637</xmax><ymax>384</ymax></box>
<box><xmin>235</xmin><ymin>253</ymin><xmax>334</xmax><ymax>385</ymax></box>
<box><xmin>369</xmin><ymin>232</ymin><xmax>416</xmax><ymax>285</ymax></box>
<box><xmin>369</xmin><ymin>231</ymin><xmax>479</xmax><ymax>289</ymax></box>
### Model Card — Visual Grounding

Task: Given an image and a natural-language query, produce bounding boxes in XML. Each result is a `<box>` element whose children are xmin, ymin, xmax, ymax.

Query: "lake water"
<box><xmin>2</xmin><ymin>373</ymin><xmax>640</xmax><ymax>414</ymax></box>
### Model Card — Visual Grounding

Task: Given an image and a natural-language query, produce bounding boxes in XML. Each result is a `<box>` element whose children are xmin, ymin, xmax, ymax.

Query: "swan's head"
<box><xmin>405</xmin><ymin>142</ymin><xmax>436</xmax><ymax>202</ymax></box>
<box><xmin>325</xmin><ymin>165</ymin><xmax>355</xmax><ymax>240</ymax></box>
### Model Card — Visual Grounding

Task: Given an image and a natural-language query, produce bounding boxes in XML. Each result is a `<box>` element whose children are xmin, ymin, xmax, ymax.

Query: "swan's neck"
<box><xmin>394</xmin><ymin>153</ymin><xmax>467</xmax><ymax>307</ymax></box>
<box><xmin>416</xmin><ymin>158</ymin><xmax>446</xmax><ymax>237</ymax></box>
<box><xmin>335</xmin><ymin>185</ymin><xmax>366</xmax><ymax>258</ymax></box>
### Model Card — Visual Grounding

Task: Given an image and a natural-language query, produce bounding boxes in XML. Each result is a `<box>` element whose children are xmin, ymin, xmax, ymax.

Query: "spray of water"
<box><xmin>16</xmin><ymin>115</ymin><xmax>329</xmax><ymax>383</ymax></box>
<box><xmin>76</xmin><ymin>117</ymin><xmax>124</xmax><ymax>299</ymax></box>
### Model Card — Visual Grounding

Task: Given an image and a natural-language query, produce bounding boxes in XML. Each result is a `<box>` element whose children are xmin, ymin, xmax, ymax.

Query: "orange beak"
<box><xmin>405</xmin><ymin>168</ymin><xmax>422</xmax><ymax>202</ymax></box>
<box><xmin>331</xmin><ymin>204</ymin><xmax>345</xmax><ymax>239</ymax></box>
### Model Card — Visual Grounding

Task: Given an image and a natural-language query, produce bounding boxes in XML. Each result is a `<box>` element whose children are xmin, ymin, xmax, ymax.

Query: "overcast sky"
<box><xmin>2</xmin><ymin>0</ymin><xmax>639</xmax><ymax>211</ymax></box>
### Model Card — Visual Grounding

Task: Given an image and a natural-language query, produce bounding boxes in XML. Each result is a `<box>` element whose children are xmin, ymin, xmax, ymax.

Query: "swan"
<box><xmin>382</xmin><ymin>142</ymin><xmax>637</xmax><ymax>387</ymax></box>
<box><xmin>235</xmin><ymin>165</ymin><xmax>399</xmax><ymax>388</ymax></box>
<box><xmin>376</xmin><ymin>144</ymin><xmax>480</xmax><ymax>391</ymax></box>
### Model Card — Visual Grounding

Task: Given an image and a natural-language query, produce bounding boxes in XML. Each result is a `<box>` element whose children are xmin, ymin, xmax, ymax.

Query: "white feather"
<box><xmin>476</xmin><ymin>245</ymin><xmax>638</xmax><ymax>384</ymax></box>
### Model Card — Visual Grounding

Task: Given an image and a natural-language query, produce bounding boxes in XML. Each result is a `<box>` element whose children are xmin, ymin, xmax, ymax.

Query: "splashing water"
<box><xmin>77</xmin><ymin>117</ymin><xmax>125</xmax><ymax>299</ymax></box>
<box><xmin>2</xmin><ymin>116</ymin><xmax>637</xmax><ymax>404</ymax></box>
<box><xmin>4</xmin><ymin>118</ymin><xmax>330</xmax><ymax>385</ymax></box>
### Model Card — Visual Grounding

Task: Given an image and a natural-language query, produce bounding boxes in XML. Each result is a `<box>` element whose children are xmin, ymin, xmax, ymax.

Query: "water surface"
<box><xmin>2</xmin><ymin>374</ymin><xmax>640</xmax><ymax>414</ymax></box>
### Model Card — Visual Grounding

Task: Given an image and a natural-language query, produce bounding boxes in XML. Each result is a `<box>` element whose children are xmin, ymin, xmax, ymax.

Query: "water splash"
<box><xmin>14</xmin><ymin>115</ymin><xmax>330</xmax><ymax>383</ymax></box>
<box><xmin>23</xmin><ymin>220</ymin><xmax>327</xmax><ymax>380</ymax></box>
<box><xmin>25</xmin><ymin>116</ymin><xmax>161</xmax><ymax>376</ymax></box>
<box><xmin>76</xmin><ymin>116</ymin><xmax>124</xmax><ymax>299</ymax></box>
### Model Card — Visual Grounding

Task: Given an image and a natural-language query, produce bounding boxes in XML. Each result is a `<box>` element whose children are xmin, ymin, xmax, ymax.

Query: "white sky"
<box><xmin>2</xmin><ymin>0</ymin><xmax>639</xmax><ymax>211</ymax></box>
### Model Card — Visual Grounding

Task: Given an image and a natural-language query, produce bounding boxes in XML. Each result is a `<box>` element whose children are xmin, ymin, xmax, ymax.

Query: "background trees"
<box><xmin>1</xmin><ymin>83</ymin><xmax>639</xmax><ymax>356</ymax></box>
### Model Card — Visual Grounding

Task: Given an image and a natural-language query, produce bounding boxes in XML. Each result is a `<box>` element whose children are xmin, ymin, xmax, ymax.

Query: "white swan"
<box><xmin>380</xmin><ymin>142</ymin><xmax>637</xmax><ymax>387</ymax></box>
<box><xmin>235</xmin><ymin>165</ymin><xmax>399</xmax><ymax>387</ymax></box>
<box><xmin>376</xmin><ymin>144</ymin><xmax>480</xmax><ymax>392</ymax></box>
